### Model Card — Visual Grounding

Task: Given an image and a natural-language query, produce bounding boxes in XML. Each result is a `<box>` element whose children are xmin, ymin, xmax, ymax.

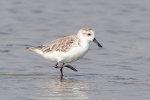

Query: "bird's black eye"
<box><xmin>88</xmin><ymin>33</ymin><xmax>91</xmax><ymax>36</ymax></box>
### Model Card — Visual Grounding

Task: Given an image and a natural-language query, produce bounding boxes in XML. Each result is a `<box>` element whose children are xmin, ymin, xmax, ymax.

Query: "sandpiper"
<box><xmin>27</xmin><ymin>27</ymin><xmax>103</xmax><ymax>79</ymax></box>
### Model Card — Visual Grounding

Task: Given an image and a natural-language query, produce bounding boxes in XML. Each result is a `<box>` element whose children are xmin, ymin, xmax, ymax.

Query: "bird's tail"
<box><xmin>26</xmin><ymin>47</ymin><xmax>36</xmax><ymax>52</ymax></box>
<box><xmin>26</xmin><ymin>46</ymin><xmax>44</xmax><ymax>55</ymax></box>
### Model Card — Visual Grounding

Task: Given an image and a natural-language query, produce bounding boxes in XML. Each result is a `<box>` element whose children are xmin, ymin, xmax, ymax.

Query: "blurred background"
<box><xmin>0</xmin><ymin>0</ymin><xmax>150</xmax><ymax>100</ymax></box>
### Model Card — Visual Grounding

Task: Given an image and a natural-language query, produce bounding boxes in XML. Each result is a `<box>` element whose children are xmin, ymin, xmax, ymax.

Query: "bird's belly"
<box><xmin>61</xmin><ymin>46</ymin><xmax>89</xmax><ymax>63</ymax></box>
<box><xmin>42</xmin><ymin>46</ymin><xmax>88</xmax><ymax>63</ymax></box>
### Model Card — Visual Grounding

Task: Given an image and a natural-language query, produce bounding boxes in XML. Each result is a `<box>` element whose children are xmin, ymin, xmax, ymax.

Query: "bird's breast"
<box><xmin>62</xmin><ymin>44</ymin><xmax>89</xmax><ymax>62</ymax></box>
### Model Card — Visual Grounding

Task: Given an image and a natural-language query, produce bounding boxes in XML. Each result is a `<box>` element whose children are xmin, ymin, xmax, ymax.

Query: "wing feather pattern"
<box><xmin>35</xmin><ymin>35</ymin><xmax>79</xmax><ymax>53</ymax></box>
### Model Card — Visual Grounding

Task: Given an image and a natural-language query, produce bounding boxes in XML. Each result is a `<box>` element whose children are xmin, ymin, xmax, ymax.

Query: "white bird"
<box><xmin>27</xmin><ymin>27</ymin><xmax>103</xmax><ymax>79</ymax></box>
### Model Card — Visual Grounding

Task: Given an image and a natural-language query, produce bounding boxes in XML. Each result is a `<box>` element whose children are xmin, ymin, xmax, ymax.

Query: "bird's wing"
<box><xmin>35</xmin><ymin>35</ymin><xmax>79</xmax><ymax>53</ymax></box>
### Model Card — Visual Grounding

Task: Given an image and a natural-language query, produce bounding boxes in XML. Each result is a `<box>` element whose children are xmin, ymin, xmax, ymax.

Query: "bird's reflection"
<box><xmin>47</xmin><ymin>77</ymin><xmax>89</xmax><ymax>100</ymax></box>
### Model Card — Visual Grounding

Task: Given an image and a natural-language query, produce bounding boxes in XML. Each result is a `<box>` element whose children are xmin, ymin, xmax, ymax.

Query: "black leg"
<box><xmin>60</xmin><ymin>67</ymin><xmax>63</xmax><ymax>79</ymax></box>
<box><xmin>64</xmin><ymin>65</ymin><xmax>78</xmax><ymax>72</ymax></box>
<box><xmin>60</xmin><ymin>63</ymin><xmax>65</xmax><ymax>79</ymax></box>
<box><xmin>54</xmin><ymin>63</ymin><xmax>59</xmax><ymax>68</ymax></box>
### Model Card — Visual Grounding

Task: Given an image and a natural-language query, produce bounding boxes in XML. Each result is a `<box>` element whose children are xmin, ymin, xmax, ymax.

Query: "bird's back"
<box><xmin>27</xmin><ymin>35</ymin><xmax>79</xmax><ymax>53</ymax></box>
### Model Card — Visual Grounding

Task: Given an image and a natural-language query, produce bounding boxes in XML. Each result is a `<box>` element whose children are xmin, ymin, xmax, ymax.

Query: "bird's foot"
<box><xmin>53</xmin><ymin>63</ymin><xmax>60</xmax><ymax>68</ymax></box>
<box><xmin>54</xmin><ymin>66</ymin><xmax>59</xmax><ymax>68</ymax></box>
<box><xmin>64</xmin><ymin>65</ymin><xmax>78</xmax><ymax>72</ymax></box>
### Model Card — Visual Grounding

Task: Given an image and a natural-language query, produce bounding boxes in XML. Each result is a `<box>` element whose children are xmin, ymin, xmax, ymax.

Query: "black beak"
<box><xmin>93</xmin><ymin>38</ymin><xmax>103</xmax><ymax>48</ymax></box>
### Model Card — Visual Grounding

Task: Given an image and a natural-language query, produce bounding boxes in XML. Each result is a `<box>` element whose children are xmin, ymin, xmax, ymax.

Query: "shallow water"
<box><xmin>0</xmin><ymin>0</ymin><xmax>150</xmax><ymax>100</ymax></box>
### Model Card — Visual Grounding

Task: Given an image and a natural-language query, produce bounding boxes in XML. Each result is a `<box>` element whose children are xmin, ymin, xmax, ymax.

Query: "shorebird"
<box><xmin>27</xmin><ymin>27</ymin><xmax>103</xmax><ymax>79</ymax></box>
